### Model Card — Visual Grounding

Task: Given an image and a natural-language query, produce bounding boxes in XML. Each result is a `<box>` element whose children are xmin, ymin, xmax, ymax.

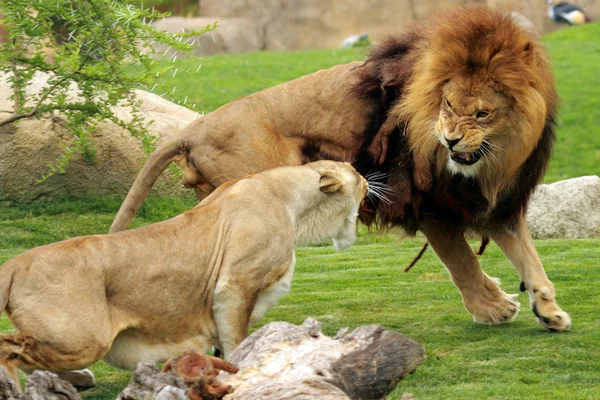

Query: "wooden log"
<box><xmin>220</xmin><ymin>318</ymin><xmax>426</xmax><ymax>399</ymax></box>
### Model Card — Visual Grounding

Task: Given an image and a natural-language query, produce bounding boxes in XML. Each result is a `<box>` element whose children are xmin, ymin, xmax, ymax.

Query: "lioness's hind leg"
<box><xmin>0</xmin><ymin>331</ymin><xmax>110</xmax><ymax>386</ymax></box>
<box><xmin>212</xmin><ymin>283</ymin><xmax>253</xmax><ymax>359</ymax></box>
<box><xmin>492</xmin><ymin>214</ymin><xmax>571</xmax><ymax>332</ymax></box>
<box><xmin>421</xmin><ymin>222</ymin><xmax>520</xmax><ymax>325</ymax></box>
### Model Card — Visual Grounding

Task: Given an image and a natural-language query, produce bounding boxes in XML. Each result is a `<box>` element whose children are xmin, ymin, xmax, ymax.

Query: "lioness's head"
<box><xmin>395</xmin><ymin>8</ymin><xmax>556</xmax><ymax>203</ymax></box>
<box><xmin>296</xmin><ymin>161</ymin><xmax>368</xmax><ymax>249</ymax></box>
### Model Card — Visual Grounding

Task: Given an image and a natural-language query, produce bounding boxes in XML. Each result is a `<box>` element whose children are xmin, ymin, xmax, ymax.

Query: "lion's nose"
<box><xmin>445</xmin><ymin>137</ymin><xmax>461</xmax><ymax>150</ymax></box>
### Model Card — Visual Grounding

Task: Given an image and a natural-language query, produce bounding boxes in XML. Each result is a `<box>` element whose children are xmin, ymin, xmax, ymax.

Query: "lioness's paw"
<box><xmin>56</xmin><ymin>369</ymin><xmax>96</xmax><ymax>389</ymax></box>
<box><xmin>462</xmin><ymin>276</ymin><xmax>520</xmax><ymax>325</ymax></box>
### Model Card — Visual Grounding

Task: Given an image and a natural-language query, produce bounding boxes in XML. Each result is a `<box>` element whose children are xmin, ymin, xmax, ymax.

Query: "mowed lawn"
<box><xmin>1</xmin><ymin>22</ymin><xmax>599</xmax><ymax>400</ymax></box>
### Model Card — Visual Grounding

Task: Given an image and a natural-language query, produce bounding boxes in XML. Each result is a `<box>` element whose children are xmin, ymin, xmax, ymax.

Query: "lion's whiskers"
<box><xmin>365</xmin><ymin>177</ymin><xmax>393</xmax><ymax>205</ymax></box>
<box><xmin>483</xmin><ymin>140</ymin><xmax>503</xmax><ymax>152</ymax></box>
<box><xmin>365</xmin><ymin>171</ymin><xmax>390</xmax><ymax>180</ymax></box>
<box><xmin>480</xmin><ymin>142</ymin><xmax>500</xmax><ymax>166</ymax></box>
<box><xmin>367</xmin><ymin>190</ymin><xmax>392</xmax><ymax>205</ymax></box>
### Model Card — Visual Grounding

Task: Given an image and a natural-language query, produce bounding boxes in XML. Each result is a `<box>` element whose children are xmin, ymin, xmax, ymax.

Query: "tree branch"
<box><xmin>0</xmin><ymin>103</ymin><xmax>98</xmax><ymax>127</ymax></box>
<box><xmin>0</xmin><ymin>110</ymin><xmax>36</xmax><ymax>126</ymax></box>
<box><xmin>1</xmin><ymin>53</ymin><xmax>93</xmax><ymax>129</ymax></box>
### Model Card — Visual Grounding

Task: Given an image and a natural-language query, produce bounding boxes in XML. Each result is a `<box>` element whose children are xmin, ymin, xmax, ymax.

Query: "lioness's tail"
<box><xmin>109</xmin><ymin>135</ymin><xmax>185</xmax><ymax>233</ymax></box>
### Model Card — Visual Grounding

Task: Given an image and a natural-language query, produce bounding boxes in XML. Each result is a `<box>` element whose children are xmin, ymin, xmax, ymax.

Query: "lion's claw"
<box><xmin>532</xmin><ymin>302</ymin><xmax>571</xmax><ymax>332</ymax></box>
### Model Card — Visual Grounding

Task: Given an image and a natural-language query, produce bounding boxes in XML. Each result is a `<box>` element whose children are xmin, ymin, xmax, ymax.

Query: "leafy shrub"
<box><xmin>0</xmin><ymin>0</ymin><xmax>215</xmax><ymax>181</ymax></box>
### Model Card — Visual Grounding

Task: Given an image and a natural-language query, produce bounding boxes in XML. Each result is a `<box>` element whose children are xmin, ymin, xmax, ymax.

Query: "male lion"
<box><xmin>110</xmin><ymin>7</ymin><xmax>570</xmax><ymax>332</ymax></box>
<box><xmin>0</xmin><ymin>161</ymin><xmax>368</xmax><ymax>386</ymax></box>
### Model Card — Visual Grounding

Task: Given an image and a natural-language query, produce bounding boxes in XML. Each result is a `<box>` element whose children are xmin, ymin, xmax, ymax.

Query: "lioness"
<box><xmin>0</xmin><ymin>161</ymin><xmax>368</xmax><ymax>386</ymax></box>
<box><xmin>110</xmin><ymin>7</ymin><xmax>571</xmax><ymax>332</ymax></box>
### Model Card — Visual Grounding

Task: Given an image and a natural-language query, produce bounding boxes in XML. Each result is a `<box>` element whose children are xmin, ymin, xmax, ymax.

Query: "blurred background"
<box><xmin>148</xmin><ymin>0</ymin><xmax>598</xmax><ymax>55</ymax></box>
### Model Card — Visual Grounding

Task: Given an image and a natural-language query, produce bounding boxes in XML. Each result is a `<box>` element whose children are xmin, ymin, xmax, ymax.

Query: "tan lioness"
<box><xmin>0</xmin><ymin>161</ymin><xmax>368</xmax><ymax>386</ymax></box>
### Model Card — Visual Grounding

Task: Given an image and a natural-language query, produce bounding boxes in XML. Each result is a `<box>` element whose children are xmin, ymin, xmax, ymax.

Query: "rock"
<box><xmin>510</xmin><ymin>11</ymin><xmax>536</xmax><ymax>32</ymax></box>
<box><xmin>199</xmin><ymin>0</ymin><xmax>419</xmax><ymax>51</ymax></box>
<box><xmin>197</xmin><ymin>0</ymin><xmax>600</xmax><ymax>50</ymax></box>
<box><xmin>0</xmin><ymin>368</ymin><xmax>81</xmax><ymax>400</ymax></box>
<box><xmin>526</xmin><ymin>176</ymin><xmax>600</xmax><ymax>239</ymax></box>
<box><xmin>117</xmin><ymin>363</ymin><xmax>188</xmax><ymax>400</ymax></box>
<box><xmin>0</xmin><ymin>72</ymin><xmax>197</xmax><ymax>201</ymax></box>
<box><xmin>151</xmin><ymin>17</ymin><xmax>262</xmax><ymax>56</ymax></box>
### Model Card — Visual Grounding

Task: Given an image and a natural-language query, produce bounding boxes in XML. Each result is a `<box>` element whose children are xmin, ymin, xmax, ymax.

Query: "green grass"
<box><xmin>1</xmin><ymin>199</ymin><xmax>599</xmax><ymax>399</ymax></box>
<box><xmin>543</xmin><ymin>23</ymin><xmax>600</xmax><ymax>182</ymax></box>
<box><xmin>1</xmin><ymin>22</ymin><xmax>600</xmax><ymax>400</ymax></box>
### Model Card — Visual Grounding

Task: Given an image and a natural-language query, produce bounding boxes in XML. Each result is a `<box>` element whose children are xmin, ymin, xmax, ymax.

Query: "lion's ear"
<box><xmin>519</xmin><ymin>41</ymin><xmax>536</xmax><ymax>64</ymax></box>
<box><xmin>319</xmin><ymin>171</ymin><xmax>343</xmax><ymax>193</ymax></box>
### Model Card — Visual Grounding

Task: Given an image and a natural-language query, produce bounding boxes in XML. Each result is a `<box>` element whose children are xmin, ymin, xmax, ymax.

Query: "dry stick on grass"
<box><xmin>403</xmin><ymin>235</ymin><xmax>490</xmax><ymax>273</ymax></box>
<box><xmin>403</xmin><ymin>241</ymin><xmax>429</xmax><ymax>273</ymax></box>
<box><xmin>476</xmin><ymin>236</ymin><xmax>490</xmax><ymax>255</ymax></box>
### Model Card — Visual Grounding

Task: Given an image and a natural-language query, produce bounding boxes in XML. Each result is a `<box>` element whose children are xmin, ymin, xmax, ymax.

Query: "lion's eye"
<box><xmin>444</xmin><ymin>99</ymin><xmax>452</xmax><ymax>108</ymax></box>
<box><xmin>476</xmin><ymin>110</ymin><xmax>490</xmax><ymax>119</ymax></box>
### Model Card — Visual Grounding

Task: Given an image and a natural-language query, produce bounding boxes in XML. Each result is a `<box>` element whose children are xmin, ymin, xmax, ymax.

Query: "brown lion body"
<box><xmin>110</xmin><ymin>7</ymin><xmax>570</xmax><ymax>332</ymax></box>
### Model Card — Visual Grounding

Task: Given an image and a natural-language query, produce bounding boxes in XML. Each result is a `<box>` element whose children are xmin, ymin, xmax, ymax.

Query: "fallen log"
<box><xmin>219</xmin><ymin>318</ymin><xmax>426</xmax><ymax>399</ymax></box>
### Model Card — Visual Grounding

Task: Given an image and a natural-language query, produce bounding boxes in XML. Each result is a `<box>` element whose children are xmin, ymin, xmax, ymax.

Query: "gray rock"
<box><xmin>151</xmin><ymin>17</ymin><xmax>262</xmax><ymax>56</ymax></box>
<box><xmin>197</xmin><ymin>0</ymin><xmax>585</xmax><ymax>50</ymax></box>
<box><xmin>0</xmin><ymin>72</ymin><xmax>197</xmax><ymax>201</ymax></box>
<box><xmin>527</xmin><ymin>176</ymin><xmax>600</xmax><ymax>239</ymax></box>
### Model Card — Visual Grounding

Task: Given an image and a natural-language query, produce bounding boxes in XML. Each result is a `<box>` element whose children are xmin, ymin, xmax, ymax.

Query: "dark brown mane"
<box><xmin>352</xmin><ymin>12</ymin><xmax>556</xmax><ymax>235</ymax></box>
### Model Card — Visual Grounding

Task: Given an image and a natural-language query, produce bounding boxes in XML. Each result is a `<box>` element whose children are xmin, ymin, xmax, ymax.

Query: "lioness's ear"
<box><xmin>319</xmin><ymin>171</ymin><xmax>343</xmax><ymax>193</ymax></box>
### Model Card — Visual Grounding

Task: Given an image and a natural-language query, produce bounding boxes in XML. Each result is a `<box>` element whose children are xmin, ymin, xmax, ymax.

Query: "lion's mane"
<box><xmin>353</xmin><ymin>7</ymin><xmax>556</xmax><ymax>234</ymax></box>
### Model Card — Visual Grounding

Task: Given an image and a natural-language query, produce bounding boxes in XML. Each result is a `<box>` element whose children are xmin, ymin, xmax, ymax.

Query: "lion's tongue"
<box><xmin>451</xmin><ymin>151</ymin><xmax>471</xmax><ymax>161</ymax></box>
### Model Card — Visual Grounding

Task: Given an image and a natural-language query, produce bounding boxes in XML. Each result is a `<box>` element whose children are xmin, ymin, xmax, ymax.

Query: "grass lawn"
<box><xmin>1</xmin><ymin>199</ymin><xmax>599</xmax><ymax>399</ymax></box>
<box><xmin>1</xmin><ymin>21</ymin><xmax>599</xmax><ymax>400</ymax></box>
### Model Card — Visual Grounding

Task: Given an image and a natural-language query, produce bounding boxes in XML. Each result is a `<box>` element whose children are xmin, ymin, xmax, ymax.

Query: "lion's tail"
<box><xmin>109</xmin><ymin>134</ymin><xmax>184</xmax><ymax>233</ymax></box>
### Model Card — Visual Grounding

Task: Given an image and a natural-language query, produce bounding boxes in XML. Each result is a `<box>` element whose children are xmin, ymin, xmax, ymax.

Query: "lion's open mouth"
<box><xmin>450</xmin><ymin>150</ymin><xmax>482</xmax><ymax>165</ymax></box>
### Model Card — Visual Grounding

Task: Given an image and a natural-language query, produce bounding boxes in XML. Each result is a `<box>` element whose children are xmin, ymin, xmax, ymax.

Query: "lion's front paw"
<box><xmin>461</xmin><ymin>275</ymin><xmax>521</xmax><ymax>325</ymax></box>
<box><xmin>530</xmin><ymin>286</ymin><xmax>571</xmax><ymax>332</ymax></box>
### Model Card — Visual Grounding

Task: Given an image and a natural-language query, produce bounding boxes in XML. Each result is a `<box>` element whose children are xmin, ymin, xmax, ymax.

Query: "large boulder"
<box><xmin>151</xmin><ymin>17</ymin><xmax>262</xmax><ymax>56</ymax></box>
<box><xmin>197</xmin><ymin>0</ymin><xmax>600</xmax><ymax>51</ymax></box>
<box><xmin>0</xmin><ymin>73</ymin><xmax>197</xmax><ymax>201</ymax></box>
<box><xmin>200</xmin><ymin>0</ymin><xmax>424</xmax><ymax>51</ymax></box>
<box><xmin>527</xmin><ymin>176</ymin><xmax>600</xmax><ymax>239</ymax></box>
